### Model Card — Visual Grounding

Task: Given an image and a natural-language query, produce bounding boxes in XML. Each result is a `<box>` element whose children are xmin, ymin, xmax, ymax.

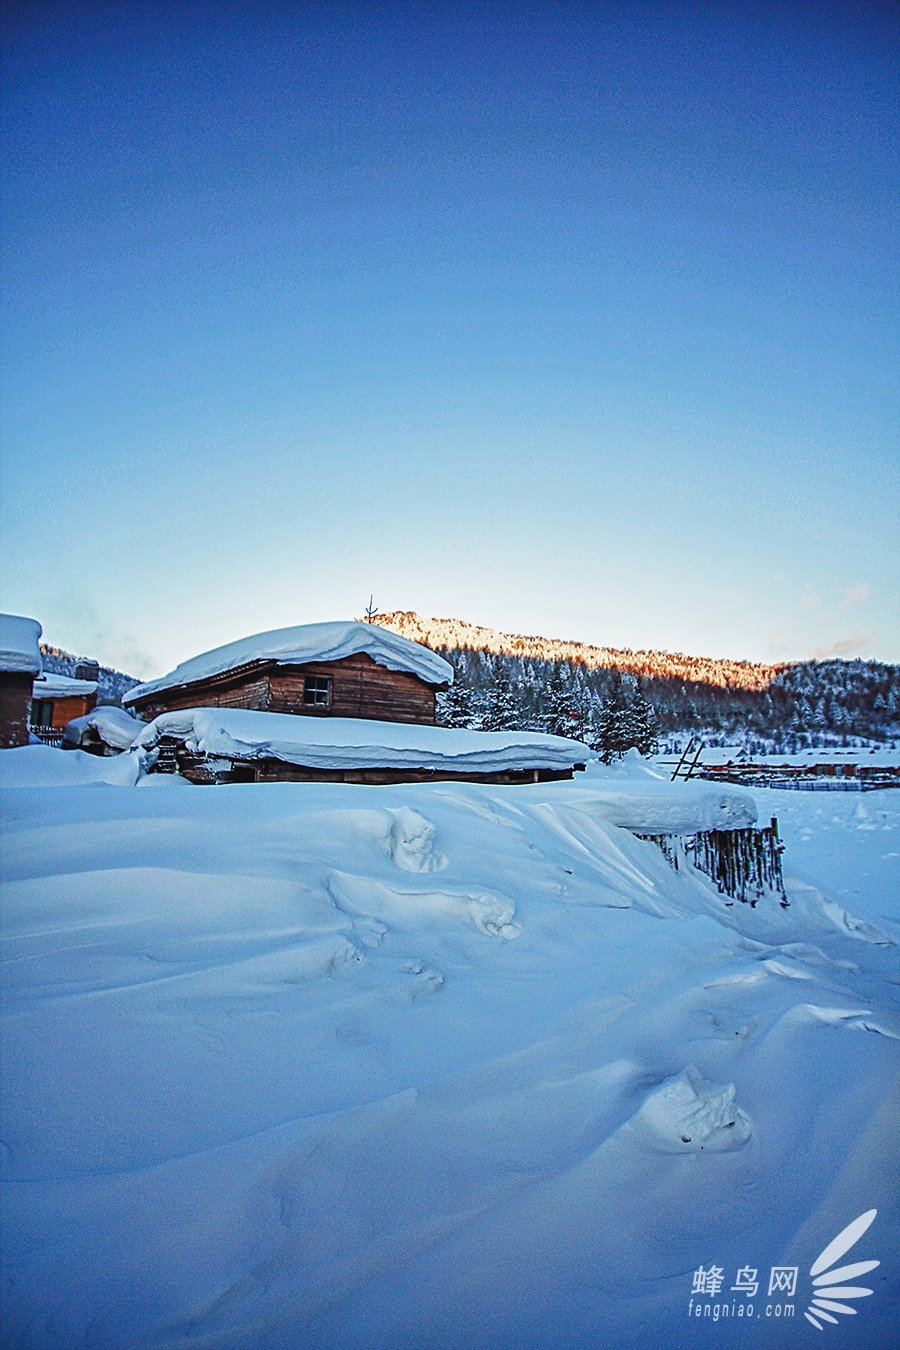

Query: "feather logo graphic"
<box><xmin>804</xmin><ymin>1209</ymin><xmax>879</xmax><ymax>1330</ymax></box>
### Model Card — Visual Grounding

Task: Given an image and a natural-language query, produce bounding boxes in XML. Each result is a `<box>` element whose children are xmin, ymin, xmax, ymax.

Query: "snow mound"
<box><xmin>124</xmin><ymin>620</ymin><xmax>454</xmax><ymax>705</ymax></box>
<box><xmin>576</xmin><ymin>785</ymin><xmax>758</xmax><ymax>833</ymax></box>
<box><xmin>387</xmin><ymin>807</ymin><xmax>447</xmax><ymax>872</ymax></box>
<box><xmin>626</xmin><ymin>1065</ymin><xmax>752</xmax><ymax>1153</ymax></box>
<box><xmin>0</xmin><ymin>613</ymin><xmax>42</xmax><ymax>675</ymax></box>
<box><xmin>64</xmin><ymin>705</ymin><xmax>144</xmax><ymax>751</ymax></box>
<box><xmin>0</xmin><ymin>744</ymin><xmax>140</xmax><ymax>787</ymax></box>
<box><xmin>327</xmin><ymin>870</ymin><xmax>522</xmax><ymax>939</ymax></box>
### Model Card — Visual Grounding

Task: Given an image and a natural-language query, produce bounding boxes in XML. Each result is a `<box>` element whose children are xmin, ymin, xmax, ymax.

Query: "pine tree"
<box><xmin>541</xmin><ymin>667</ymin><xmax>588</xmax><ymax>741</ymax></box>
<box><xmin>436</xmin><ymin>672</ymin><xmax>478</xmax><ymax>728</ymax></box>
<box><xmin>589</xmin><ymin>673</ymin><xmax>659</xmax><ymax>762</ymax></box>
<box><xmin>481</xmin><ymin>662</ymin><xmax>526</xmax><ymax>731</ymax></box>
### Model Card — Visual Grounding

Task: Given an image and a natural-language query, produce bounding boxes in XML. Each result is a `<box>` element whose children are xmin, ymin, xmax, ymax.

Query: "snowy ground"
<box><xmin>1</xmin><ymin>750</ymin><xmax>897</xmax><ymax>1348</ymax></box>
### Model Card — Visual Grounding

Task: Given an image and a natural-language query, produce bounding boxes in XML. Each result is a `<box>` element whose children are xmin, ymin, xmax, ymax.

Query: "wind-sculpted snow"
<box><xmin>327</xmin><ymin>870</ymin><xmax>522</xmax><ymax>939</ymax></box>
<box><xmin>0</xmin><ymin>742</ymin><xmax>141</xmax><ymax>787</ymax></box>
<box><xmin>1</xmin><ymin>766</ymin><xmax>898</xmax><ymax>1348</ymax></box>
<box><xmin>624</xmin><ymin>1065</ymin><xmax>752</xmax><ymax>1153</ymax></box>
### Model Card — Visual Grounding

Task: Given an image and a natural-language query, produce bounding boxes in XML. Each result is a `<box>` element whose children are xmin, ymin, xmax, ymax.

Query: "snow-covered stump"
<box><xmin>636</xmin><ymin>818</ymin><xmax>787</xmax><ymax>907</ymax></box>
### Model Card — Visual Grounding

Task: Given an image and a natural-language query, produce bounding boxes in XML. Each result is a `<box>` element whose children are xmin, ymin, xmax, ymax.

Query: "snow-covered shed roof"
<box><xmin>0</xmin><ymin>614</ymin><xmax>42</xmax><ymax>676</ymax></box>
<box><xmin>32</xmin><ymin>672</ymin><xmax>98</xmax><ymax>699</ymax></box>
<box><xmin>64</xmin><ymin>705</ymin><xmax>144</xmax><ymax>751</ymax></box>
<box><xmin>124</xmin><ymin>621</ymin><xmax>454</xmax><ymax>706</ymax></box>
<box><xmin>134</xmin><ymin>708</ymin><xmax>589</xmax><ymax>775</ymax></box>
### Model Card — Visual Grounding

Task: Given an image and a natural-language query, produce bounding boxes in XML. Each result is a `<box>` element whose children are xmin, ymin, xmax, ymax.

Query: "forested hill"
<box><xmin>39</xmin><ymin>644</ymin><xmax>141</xmax><ymax>706</ymax></box>
<box><xmin>369</xmin><ymin>612</ymin><xmax>900</xmax><ymax>750</ymax></box>
<box><xmin>371</xmin><ymin>612</ymin><xmax>781</xmax><ymax>691</ymax></box>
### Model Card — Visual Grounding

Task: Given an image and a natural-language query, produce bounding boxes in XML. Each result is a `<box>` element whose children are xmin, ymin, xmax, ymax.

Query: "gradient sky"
<box><xmin>2</xmin><ymin>0</ymin><xmax>897</xmax><ymax>678</ymax></box>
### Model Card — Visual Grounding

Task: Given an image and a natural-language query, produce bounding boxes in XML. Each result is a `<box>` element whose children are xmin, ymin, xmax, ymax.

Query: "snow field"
<box><xmin>0</xmin><ymin>758</ymin><xmax>898</xmax><ymax>1348</ymax></box>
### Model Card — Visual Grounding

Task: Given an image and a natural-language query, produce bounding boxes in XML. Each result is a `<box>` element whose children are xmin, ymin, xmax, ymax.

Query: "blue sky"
<box><xmin>2</xmin><ymin>1</ymin><xmax>897</xmax><ymax>677</ymax></box>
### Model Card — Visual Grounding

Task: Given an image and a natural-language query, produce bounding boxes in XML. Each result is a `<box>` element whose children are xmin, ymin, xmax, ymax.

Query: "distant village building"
<box><xmin>0</xmin><ymin>614</ymin><xmax>43</xmax><ymax>748</ymax></box>
<box><xmin>124</xmin><ymin>622</ymin><xmax>454</xmax><ymax>725</ymax></box>
<box><xmin>30</xmin><ymin>666</ymin><xmax>99</xmax><ymax>742</ymax></box>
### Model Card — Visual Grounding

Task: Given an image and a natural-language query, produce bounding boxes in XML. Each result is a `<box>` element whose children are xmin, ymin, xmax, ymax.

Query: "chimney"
<box><xmin>75</xmin><ymin>659</ymin><xmax>100</xmax><ymax>682</ymax></box>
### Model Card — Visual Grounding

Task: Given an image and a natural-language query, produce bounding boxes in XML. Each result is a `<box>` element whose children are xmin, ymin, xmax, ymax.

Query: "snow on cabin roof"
<box><xmin>32</xmin><ymin>672</ymin><xmax>98</xmax><ymax>698</ymax></box>
<box><xmin>0</xmin><ymin>613</ymin><xmax>42</xmax><ymax>675</ymax></box>
<box><xmin>134</xmin><ymin>708</ymin><xmax>589</xmax><ymax>774</ymax></box>
<box><xmin>124</xmin><ymin>621</ymin><xmax>454</xmax><ymax>705</ymax></box>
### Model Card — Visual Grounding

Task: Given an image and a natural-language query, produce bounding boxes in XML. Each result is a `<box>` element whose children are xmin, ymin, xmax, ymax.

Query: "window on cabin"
<box><xmin>30</xmin><ymin>700</ymin><xmax>53</xmax><ymax>727</ymax></box>
<box><xmin>303</xmin><ymin>676</ymin><xmax>331</xmax><ymax>707</ymax></box>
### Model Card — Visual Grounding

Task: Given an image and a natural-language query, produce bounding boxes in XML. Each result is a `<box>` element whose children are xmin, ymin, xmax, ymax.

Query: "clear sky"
<box><xmin>2</xmin><ymin>1</ymin><xmax>897</xmax><ymax>678</ymax></box>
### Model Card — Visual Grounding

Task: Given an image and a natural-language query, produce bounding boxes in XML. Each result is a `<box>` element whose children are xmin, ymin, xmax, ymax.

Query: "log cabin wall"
<box><xmin>130</xmin><ymin>655</ymin><xmax>438</xmax><ymax>725</ymax></box>
<box><xmin>0</xmin><ymin>672</ymin><xmax>34</xmax><ymax>748</ymax></box>
<box><xmin>268</xmin><ymin>654</ymin><xmax>436</xmax><ymax>724</ymax></box>
<box><xmin>133</xmin><ymin>672</ymin><xmax>273</xmax><ymax>721</ymax></box>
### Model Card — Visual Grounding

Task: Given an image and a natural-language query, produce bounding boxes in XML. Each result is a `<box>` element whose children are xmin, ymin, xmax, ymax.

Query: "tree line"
<box><xmin>434</xmin><ymin>646</ymin><xmax>900</xmax><ymax>758</ymax></box>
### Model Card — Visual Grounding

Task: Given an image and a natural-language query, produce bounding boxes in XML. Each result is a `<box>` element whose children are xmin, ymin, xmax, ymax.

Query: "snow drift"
<box><xmin>1</xmin><ymin>758</ymin><xmax>897</xmax><ymax>1349</ymax></box>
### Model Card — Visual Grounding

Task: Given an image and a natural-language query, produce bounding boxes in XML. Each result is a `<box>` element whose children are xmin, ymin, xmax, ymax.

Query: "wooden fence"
<box><xmin>635</xmin><ymin>818</ymin><xmax>787</xmax><ymax>906</ymax></box>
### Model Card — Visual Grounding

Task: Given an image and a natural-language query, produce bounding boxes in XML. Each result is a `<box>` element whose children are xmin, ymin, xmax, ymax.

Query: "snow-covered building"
<box><xmin>30</xmin><ymin>671</ymin><xmax>98</xmax><ymax>738</ymax></box>
<box><xmin>124</xmin><ymin>622</ymin><xmax>454</xmax><ymax>726</ymax></box>
<box><xmin>133</xmin><ymin>708</ymin><xmax>589</xmax><ymax>785</ymax></box>
<box><xmin>63</xmin><ymin>705</ymin><xmax>144</xmax><ymax>756</ymax></box>
<box><xmin>0</xmin><ymin>614</ymin><xmax>42</xmax><ymax>748</ymax></box>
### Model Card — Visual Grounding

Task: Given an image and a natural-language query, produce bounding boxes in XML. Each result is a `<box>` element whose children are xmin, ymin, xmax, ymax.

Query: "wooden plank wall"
<box><xmin>269</xmin><ymin>654</ymin><xmax>436</xmax><ymax>724</ymax></box>
<box><xmin>48</xmin><ymin>693</ymin><xmax>97</xmax><ymax>729</ymax></box>
<box><xmin>0</xmin><ymin>673</ymin><xmax>34</xmax><ymax>748</ymax></box>
<box><xmin>133</xmin><ymin>654</ymin><xmax>437</xmax><ymax>725</ymax></box>
<box><xmin>135</xmin><ymin>672</ymin><xmax>272</xmax><ymax>722</ymax></box>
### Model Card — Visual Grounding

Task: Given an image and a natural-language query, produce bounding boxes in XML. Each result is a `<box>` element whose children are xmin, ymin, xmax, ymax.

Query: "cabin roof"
<box><xmin>0</xmin><ymin>614</ymin><xmax>42</xmax><ymax>676</ymax></box>
<box><xmin>133</xmin><ymin>707</ymin><xmax>589</xmax><ymax>774</ymax></box>
<box><xmin>124</xmin><ymin>621</ymin><xmax>453</xmax><ymax>706</ymax></box>
<box><xmin>32</xmin><ymin>672</ymin><xmax>98</xmax><ymax>698</ymax></box>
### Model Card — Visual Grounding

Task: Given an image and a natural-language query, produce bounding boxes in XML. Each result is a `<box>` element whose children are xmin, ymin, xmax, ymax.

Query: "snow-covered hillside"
<box><xmin>369</xmin><ymin>610</ymin><xmax>781</xmax><ymax>690</ymax></box>
<box><xmin>1</xmin><ymin>753</ymin><xmax>897</xmax><ymax>1348</ymax></box>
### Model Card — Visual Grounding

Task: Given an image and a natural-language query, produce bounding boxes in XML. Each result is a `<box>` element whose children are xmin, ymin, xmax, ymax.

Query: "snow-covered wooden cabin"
<box><xmin>0</xmin><ymin>614</ymin><xmax>43</xmax><ymax>748</ymax></box>
<box><xmin>64</xmin><ymin>705</ymin><xmax>144</xmax><ymax>756</ymax></box>
<box><xmin>124</xmin><ymin>622</ymin><xmax>453</xmax><ymax>725</ymax></box>
<box><xmin>30</xmin><ymin>669</ymin><xmax>98</xmax><ymax>739</ymax></box>
<box><xmin>133</xmin><ymin>708</ymin><xmax>589</xmax><ymax>786</ymax></box>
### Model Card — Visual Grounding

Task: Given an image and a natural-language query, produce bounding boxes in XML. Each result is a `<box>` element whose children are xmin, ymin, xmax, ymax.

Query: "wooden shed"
<box><xmin>0</xmin><ymin>613</ymin><xmax>42</xmax><ymax>749</ymax></box>
<box><xmin>132</xmin><ymin>707</ymin><xmax>589</xmax><ymax>786</ymax></box>
<box><xmin>124</xmin><ymin>621</ymin><xmax>453</xmax><ymax>725</ymax></box>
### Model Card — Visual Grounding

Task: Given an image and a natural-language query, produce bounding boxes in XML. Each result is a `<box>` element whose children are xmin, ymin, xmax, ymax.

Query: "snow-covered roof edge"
<box><xmin>131</xmin><ymin>708</ymin><xmax>589</xmax><ymax>773</ymax></box>
<box><xmin>64</xmin><ymin>705</ymin><xmax>144</xmax><ymax>750</ymax></box>
<box><xmin>33</xmin><ymin>673</ymin><xmax>98</xmax><ymax>697</ymax></box>
<box><xmin>124</xmin><ymin>621</ymin><xmax>454</xmax><ymax>705</ymax></box>
<box><xmin>0</xmin><ymin>614</ymin><xmax>42</xmax><ymax>675</ymax></box>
